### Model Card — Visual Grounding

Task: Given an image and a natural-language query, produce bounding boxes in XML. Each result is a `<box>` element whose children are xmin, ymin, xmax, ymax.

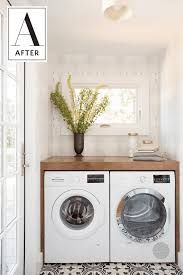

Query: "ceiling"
<box><xmin>31</xmin><ymin>0</ymin><xmax>183</xmax><ymax>54</ymax></box>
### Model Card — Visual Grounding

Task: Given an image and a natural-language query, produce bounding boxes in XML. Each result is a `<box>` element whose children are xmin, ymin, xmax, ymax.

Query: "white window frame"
<box><xmin>59</xmin><ymin>79</ymin><xmax>150</xmax><ymax>136</ymax></box>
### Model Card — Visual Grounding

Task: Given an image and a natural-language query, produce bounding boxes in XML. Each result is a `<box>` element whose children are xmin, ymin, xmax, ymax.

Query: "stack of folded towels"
<box><xmin>133</xmin><ymin>146</ymin><xmax>166</xmax><ymax>162</ymax></box>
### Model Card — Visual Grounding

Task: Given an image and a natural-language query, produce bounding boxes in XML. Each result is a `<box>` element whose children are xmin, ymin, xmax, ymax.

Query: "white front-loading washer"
<box><xmin>44</xmin><ymin>171</ymin><xmax>109</xmax><ymax>263</ymax></box>
<box><xmin>110</xmin><ymin>171</ymin><xmax>175</xmax><ymax>263</ymax></box>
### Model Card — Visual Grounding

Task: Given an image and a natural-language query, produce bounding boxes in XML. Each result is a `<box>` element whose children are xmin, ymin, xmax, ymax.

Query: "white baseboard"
<box><xmin>36</xmin><ymin>252</ymin><xmax>43</xmax><ymax>275</ymax></box>
<box><xmin>178</xmin><ymin>251</ymin><xmax>183</xmax><ymax>269</ymax></box>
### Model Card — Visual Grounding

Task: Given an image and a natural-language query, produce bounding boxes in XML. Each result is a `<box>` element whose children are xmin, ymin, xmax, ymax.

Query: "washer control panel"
<box><xmin>87</xmin><ymin>174</ymin><xmax>104</xmax><ymax>183</ymax></box>
<box><xmin>153</xmin><ymin>175</ymin><xmax>170</xmax><ymax>183</ymax></box>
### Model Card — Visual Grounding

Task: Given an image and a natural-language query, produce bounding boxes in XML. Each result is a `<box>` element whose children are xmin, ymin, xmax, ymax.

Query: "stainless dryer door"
<box><xmin>116</xmin><ymin>188</ymin><xmax>167</xmax><ymax>242</ymax></box>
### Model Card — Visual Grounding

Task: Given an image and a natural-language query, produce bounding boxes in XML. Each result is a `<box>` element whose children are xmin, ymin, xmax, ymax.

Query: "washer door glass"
<box><xmin>119</xmin><ymin>192</ymin><xmax>167</xmax><ymax>240</ymax></box>
<box><xmin>60</xmin><ymin>196</ymin><xmax>94</xmax><ymax>230</ymax></box>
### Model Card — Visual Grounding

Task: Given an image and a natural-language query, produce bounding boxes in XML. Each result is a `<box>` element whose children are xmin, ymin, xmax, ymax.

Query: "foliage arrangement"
<box><xmin>50</xmin><ymin>74</ymin><xmax>109</xmax><ymax>134</ymax></box>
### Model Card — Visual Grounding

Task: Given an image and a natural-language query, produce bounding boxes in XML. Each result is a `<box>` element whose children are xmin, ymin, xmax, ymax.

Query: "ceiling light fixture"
<box><xmin>102</xmin><ymin>0</ymin><xmax>133</xmax><ymax>21</ymax></box>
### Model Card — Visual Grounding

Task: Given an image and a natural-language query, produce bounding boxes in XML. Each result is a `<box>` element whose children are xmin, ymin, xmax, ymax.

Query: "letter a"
<box><xmin>14</xmin><ymin>13</ymin><xmax>40</xmax><ymax>46</ymax></box>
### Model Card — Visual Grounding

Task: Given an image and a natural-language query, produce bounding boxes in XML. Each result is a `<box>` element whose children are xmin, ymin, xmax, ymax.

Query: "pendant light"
<box><xmin>102</xmin><ymin>0</ymin><xmax>133</xmax><ymax>21</ymax></box>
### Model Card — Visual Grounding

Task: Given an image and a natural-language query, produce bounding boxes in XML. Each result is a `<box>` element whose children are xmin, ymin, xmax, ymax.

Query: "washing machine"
<box><xmin>44</xmin><ymin>171</ymin><xmax>109</xmax><ymax>263</ymax></box>
<box><xmin>110</xmin><ymin>171</ymin><xmax>175</xmax><ymax>263</ymax></box>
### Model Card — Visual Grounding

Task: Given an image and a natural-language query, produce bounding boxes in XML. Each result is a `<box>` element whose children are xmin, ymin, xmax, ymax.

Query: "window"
<box><xmin>92</xmin><ymin>88</ymin><xmax>137</xmax><ymax>124</ymax></box>
<box><xmin>74</xmin><ymin>82</ymin><xmax>149</xmax><ymax>136</ymax></box>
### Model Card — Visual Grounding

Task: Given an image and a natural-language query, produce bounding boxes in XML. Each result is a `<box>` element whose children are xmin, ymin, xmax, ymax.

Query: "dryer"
<box><xmin>44</xmin><ymin>171</ymin><xmax>109</xmax><ymax>263</ymax></box>
<box><xmin>110</xmin><ymin>171</ymin><xmax>175</xmax><ymax>263</ymax></box>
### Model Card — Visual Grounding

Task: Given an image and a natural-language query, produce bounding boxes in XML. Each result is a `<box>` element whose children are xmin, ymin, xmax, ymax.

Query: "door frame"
<box><xmin>0</xmin><ymin>0</ymin><xmax>25</xmax><ymax>274</ymax></box>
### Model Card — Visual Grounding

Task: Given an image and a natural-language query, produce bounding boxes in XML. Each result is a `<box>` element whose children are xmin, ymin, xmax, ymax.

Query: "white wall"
<box><xmin>48</xmin><ymin>54</ymin><xmax>161</xmax><ymax>156</ymax></box>
<box><xmin>160</xmin><ymin>42</ymin><xmax>179</xmax><ymax>158</ymax></box>
<box><xmin>25</xmin><ymin>63</ymin><xmax>49</xmax><ymax>275</ymax></box>
<box><xmin>160</xmin><ymin>35</ymin><xmax>183</xmax><ymax>268</ymax></box>
<box><xmin>174</xmin><ymin>36</ymin><xmax>183</xmax><ymax>269</ymax></box>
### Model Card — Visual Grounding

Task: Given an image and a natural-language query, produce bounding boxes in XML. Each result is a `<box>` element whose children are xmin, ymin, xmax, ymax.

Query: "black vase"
<box><xmin>74</xmin><ymin>133</ymin><xmax>84</xmax><ymax>157</ymax></box>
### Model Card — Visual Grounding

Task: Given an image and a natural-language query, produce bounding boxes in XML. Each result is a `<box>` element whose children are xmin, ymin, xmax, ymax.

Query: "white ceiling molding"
<box><xmin>9</xmin><ymin>0</ymin><xmax>47</xmax><ymax>5</ymax></box>
<box><xmin>9</xmin><ymin>0</ymin><xmax>32</xmax><ymax>5</ymax></box>
<box><xmin>29</xmin><ymin>0</ymin><xmax>48</xmax><ymax>5</ymax></box>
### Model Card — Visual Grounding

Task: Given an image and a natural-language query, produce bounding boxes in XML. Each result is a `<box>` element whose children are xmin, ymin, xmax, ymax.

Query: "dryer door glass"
<box><xmin>60</xmin><ymin>196</ymin><xmax>94</xmax><ymax>230</ymax></box>
<box><xmin>118</xmin><ymin>192</ymin><xmax>167</xmax><ymax>240</ymax></box>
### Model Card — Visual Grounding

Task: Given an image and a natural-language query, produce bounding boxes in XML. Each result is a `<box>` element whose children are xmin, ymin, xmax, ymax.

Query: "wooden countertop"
<box><xmin>41</xmin><ymin>156</ymin><xmax>179</xmax><ymax>171</ymax></box>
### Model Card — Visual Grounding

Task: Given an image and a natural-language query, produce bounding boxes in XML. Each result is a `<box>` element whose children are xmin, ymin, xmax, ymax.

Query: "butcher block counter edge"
<box><xmin>40</xmin><ymin>156</ymin><xmax>180</xmax><ymax>263</ymax></box>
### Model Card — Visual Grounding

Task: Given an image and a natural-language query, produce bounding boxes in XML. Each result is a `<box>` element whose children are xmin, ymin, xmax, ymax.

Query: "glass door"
<box><xmin>60</xmin><ymin>196</ymin><xmax>94</xmax><ymax>230</ymax></box>
<box><xmin>0</xmin><ymin>1</ymin><xmax>24</xmax><ymax>275</ymax></box>
<box><xmin>116</xmin><ymin>189</ymin><xmax>167</xmax><ymax>243</ymax></box>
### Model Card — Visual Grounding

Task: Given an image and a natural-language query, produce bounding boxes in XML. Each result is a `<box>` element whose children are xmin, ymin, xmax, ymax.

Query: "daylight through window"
<box><xmin>76</xmin><ymin>88</ymin><xmax>137</xmax><ymax>125</ymax></box>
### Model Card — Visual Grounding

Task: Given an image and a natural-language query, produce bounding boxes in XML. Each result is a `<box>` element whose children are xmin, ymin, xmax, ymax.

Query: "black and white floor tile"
<box><xmin>40</xmin><ymin>263</ymin><xmax>183</xmax><ymax>275</ymax></box>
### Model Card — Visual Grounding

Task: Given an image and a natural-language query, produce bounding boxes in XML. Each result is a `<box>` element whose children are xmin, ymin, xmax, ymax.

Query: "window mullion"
<box><xmin>0</xmin><ymin>217</ymin><xmax>19</xmax><ymax>241</ymax></box>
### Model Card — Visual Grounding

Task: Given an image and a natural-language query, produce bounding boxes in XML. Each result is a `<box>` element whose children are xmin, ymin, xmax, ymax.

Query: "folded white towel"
<box><xmin>137</xmin><ymin>146</ymin><xmax>159</xmax><ymax>152</ymax></box>
<box><xmin>134</xmin><ymin>151</ymin><xmax>162</xmax><ymax>158</ymax></box>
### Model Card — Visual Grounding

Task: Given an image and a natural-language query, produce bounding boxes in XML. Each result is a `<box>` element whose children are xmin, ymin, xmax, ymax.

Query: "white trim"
<box><xmin>36</xmin><ymin>252</ymin><xmax>43</xmax><ymax>275</ymax></box>
<box><xmin>178</xmin><ymin>251</ymin><xmax>183</xmax><ymax>269</ymax></box>
<box><xmin>0</xmin><ymin>2</ymin><xmax>24</xmax><ymax>275</ymax></box>
<box><xmin>8</xmin><ymin>0</ymin><xmax>33</xmax><ymax>5</ymax></box>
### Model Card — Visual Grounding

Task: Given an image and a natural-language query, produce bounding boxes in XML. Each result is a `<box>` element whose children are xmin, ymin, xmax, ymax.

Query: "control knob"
<box><xmin>140</xmin><ymin>176</ymin><xmax>147</xmax><ymax>183</ymax></box>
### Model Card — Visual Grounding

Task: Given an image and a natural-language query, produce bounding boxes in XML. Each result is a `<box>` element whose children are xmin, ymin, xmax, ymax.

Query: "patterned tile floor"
<box><xmin>40</xmin><ymin>263</ymin><xmax>183</xmax><ymax>275</ymax></box>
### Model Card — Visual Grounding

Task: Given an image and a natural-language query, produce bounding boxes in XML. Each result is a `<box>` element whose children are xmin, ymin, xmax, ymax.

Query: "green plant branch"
<box><xmin>50</xmin><ymin>75</ymin><xmax>109</xmax><ymax>134</ymax></box>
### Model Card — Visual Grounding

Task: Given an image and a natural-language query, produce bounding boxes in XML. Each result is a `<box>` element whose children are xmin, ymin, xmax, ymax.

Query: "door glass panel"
<box><xmin>0</xmin><ymin>14</ymin><xmax>2</xmax><ymax>65</ymax></box>
<box><xmin>5</xmin><ymin>176</ymin><xmax>16</xmax><ymax>226</ymax></box>
<box><xmin>6</xmin><ymin>77</ymin><xmax>16</xmax><ymax>122</ymax></box>
<box><xmin>0</xmin><ymin>127</ymin><xmax>2</xmax><ymax>178</ymax></box>
<box><xmin>0</xmin><ymin>182</ymin><xmax>2</xmax><ymax>232</ymax></box>
<box><xmin>0</xmin><ymin>71</ymin><xmax>2</xmax><ymax>121</ymax></box>
<box><xmin>6</xmin><ymin>127</ymin><xmax>16</xmax><ymax>175</ymax></box>
<box><xmin>0</xmin><ymin>240</ymin><xmax>1</xmax><ymax>275</ymax></box>
<box><xmin>60</xmin><ymin>196</ymin><xmax>94</xmax><ymax>230</ymax></box>
<box><xmin>4</xmin><ymin>224</ymin><xmax>17</xmax><ymax>275</ymax></box>
<box><xmin>121</xmin><ymin>193</ymin><xmax>167</xmax><ymax>239</ymax></box>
